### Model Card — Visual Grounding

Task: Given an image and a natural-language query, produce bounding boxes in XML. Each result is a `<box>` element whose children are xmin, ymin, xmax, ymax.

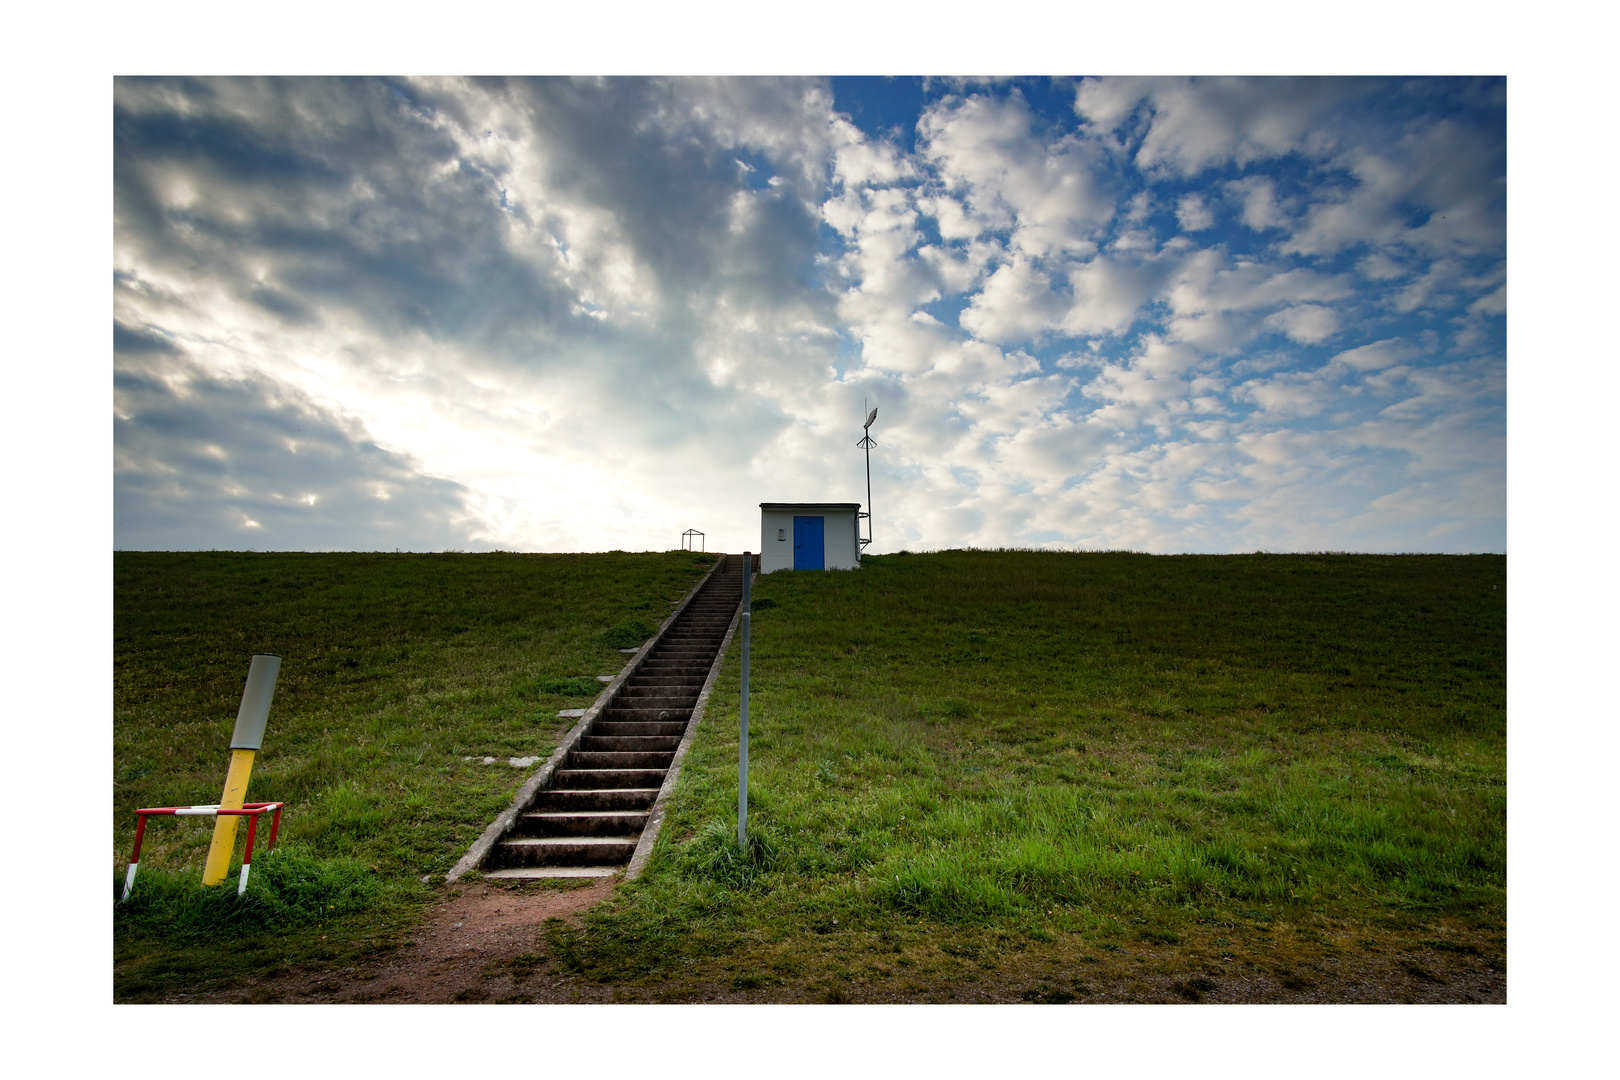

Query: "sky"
<box><xmin>113</xmin><ymin>76</ymin><xmax>1506</xmax><ymax>554</ymax></box>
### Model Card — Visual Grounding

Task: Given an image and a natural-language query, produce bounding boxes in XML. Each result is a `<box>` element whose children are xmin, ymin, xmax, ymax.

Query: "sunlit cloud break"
<box><xmin>113</xmin><ymin>76</ymin><xmax>1505</xmax><ymax>554</ymax></box>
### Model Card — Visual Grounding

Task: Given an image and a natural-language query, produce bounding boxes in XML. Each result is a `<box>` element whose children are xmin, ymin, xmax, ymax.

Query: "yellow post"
<box><xmin>202</xmin><ymin>654</ymin><xmax>281</xmax><ymax>887</ymax></box>
<box><xmin>201</xmin><ymin>748</ymin><xmax>256</xmax><ymax>886</ymax></box>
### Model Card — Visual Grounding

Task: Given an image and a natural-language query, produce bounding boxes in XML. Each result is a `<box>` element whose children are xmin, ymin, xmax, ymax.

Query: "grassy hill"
<box><xmin>556</xmin><ymin>549</ymin><xmax>1506</xmax><ymax>1001</ymax></box>
<box><xmin>113</xmin><ymin>549</ymin><xmax>1506</xmax><ymax>1002</ymax></box>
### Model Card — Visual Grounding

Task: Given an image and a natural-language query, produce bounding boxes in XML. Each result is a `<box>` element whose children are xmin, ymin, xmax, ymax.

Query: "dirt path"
<box><xmin>179</xmin><ymin>880</ymin><xmax>620</xmax><ymax>1004</ymax></box>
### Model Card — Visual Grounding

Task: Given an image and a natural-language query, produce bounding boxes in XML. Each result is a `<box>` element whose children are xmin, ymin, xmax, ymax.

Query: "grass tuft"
<box><xmin>529</xmin><ymin>676</ymin><xmax>605</xmax><ymax>697</ymax></box>
<box><xmin>115</xmin><ymin>844</ymin><xmax>385</xmax><ymax>940</ymax></box>
<box><xmin>679</xmin><ymin>821</ymin><xmax>782</xmax><ymax>888</ymax></box>
<box><xmin>600</xmin><ymin>619</ymin><xmax>658</xmax><ymax>649</ymax></box>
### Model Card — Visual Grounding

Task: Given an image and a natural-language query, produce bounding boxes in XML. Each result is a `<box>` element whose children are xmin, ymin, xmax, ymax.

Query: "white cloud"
<box><xmin>919</xmin><ymin>91</ymin><xmax>1116</xmax><ymax>258</ymax></box>
<box><xmin>1330</xmin><ymin>338</ymin><xmax>1420</xmax><ymax>371</ymax></box>
<box><xmin>1266</xmin><ymin>303</ymin><xmax>1340</xmax><ymax>344</ymax></box>
<box><xmin>1168</xmin><ymin>249</ymin><xmax>1352</xmax><ymax>318</ymax></box>
<box><xmin>1176</xmin><ymin>193</ymin><xmax>1215</xmax><ymax>232</ymax></box>
<box><xmin>1226</xmin><ymin>176</ymin><xmax>1289</xmax><ymax>231</ymax></box>
<box><xmin>1235</xmin><ymin>370</ymin><xmax>1331</xmax><ymax>418</ymax></box>
<box><xmin>1075</xmin><ymin>76</ymin><xmax>1360</xmax><ymax>176</ymax></box>
<box><xmin>958</xmin><ymin>258</ymin><xmax>1066</xmax><ymax>343</ymax></box>
<box><xmin>1357</xmin><ymin>252</ymin><xmax>1408</xmax><ymax>280</ymax></box>
<box><xmin>1284</xmin><ymin>118</ymin><xmax>1505</xmax><ymax>260</ymax></box>
<box><xmin>1469</xmin><ymin>282</ymin><xmax>1506</xmax><ymax>317</ymax></box>
<box><xmin>1059</xmin><ymin>253</ymin><xmax>1175</xmax><ymax>337</ymax></box>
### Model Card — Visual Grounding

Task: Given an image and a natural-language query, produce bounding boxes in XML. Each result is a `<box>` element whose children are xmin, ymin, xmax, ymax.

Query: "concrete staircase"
<box><xmin>479</xmin><ymin>554</ymin><xmax>748</xmax><ymax>879</ymax></box>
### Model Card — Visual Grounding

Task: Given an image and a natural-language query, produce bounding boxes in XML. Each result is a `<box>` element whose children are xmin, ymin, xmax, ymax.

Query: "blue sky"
<box><xmin>112</xmin><ymin>76</ymin><xmax>1506</xmax><ymax>553</ymax></box>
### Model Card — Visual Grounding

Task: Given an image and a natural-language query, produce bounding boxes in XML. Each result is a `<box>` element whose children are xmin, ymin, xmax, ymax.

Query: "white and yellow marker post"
<box><xmin>201</xmin><ymin>654</ymin><xmax>281</xmax><ymax>888</ymax></box>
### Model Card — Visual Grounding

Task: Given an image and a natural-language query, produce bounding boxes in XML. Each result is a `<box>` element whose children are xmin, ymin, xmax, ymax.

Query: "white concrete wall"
<box><xmin>759</xmin><ymin>507</ymin><xmax>862</xmax><ymax>573</ymax></box>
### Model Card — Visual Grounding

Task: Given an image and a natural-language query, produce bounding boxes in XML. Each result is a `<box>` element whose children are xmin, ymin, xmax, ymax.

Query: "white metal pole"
<box><xmin>865</xmin><ymin>439</ymin><xmax>873</xmax><ymax>548</ymax></box>
<box><xmin>739</xmin><ymin>551</ymin><xmax>751</xmax><ymax>850</ymax></box>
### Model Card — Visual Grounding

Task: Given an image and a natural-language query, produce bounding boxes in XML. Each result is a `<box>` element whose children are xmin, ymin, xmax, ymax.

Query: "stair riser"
<box><xmin>534</xmin><ymin>789</ymin><xmax>659</xmax><ymax>811</ymax></box>
<box><xmin>492</xmin><ymin>841</ymin><xmax>638</xmax><ymax>867</ymax></box>
<box><xmin>579</xmin><ymin>736</ymin><xmax>682</xmax><ymax>752</ymax></box>
<box><xmin>601</xmin><ymin>708</ymin><xmax>693</xmax><ymax>722</ymax></box>
<box><xmin>617</xmin><ymin>697</ymin><xmax>696</xmax><ymax>708</ymax></box>
<box><xmin>568</xmin><ymin>751</ymin><xmax>676</xmax><ymax>770</ymax></box>
<box><xmin>513</xmin><ymin>812</ymin><xmax>648</xmax><ymax>837</ymax></box>
<box><xmin>617</xmin><ymin>689</ymin><xmax>700</xmax><ymax>703</ymax></box>
<box><xmin>551</xmin><ymin>768</ymin><xmax>668</xmax><ymax>789</ymax></box>
<box><xmin>591</xmin><ymin>722</ymin><xmax>688</xmax><ymax>737</ymax></box>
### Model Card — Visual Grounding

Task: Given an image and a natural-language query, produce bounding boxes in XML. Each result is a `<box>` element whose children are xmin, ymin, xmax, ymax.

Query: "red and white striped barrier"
<box><xmin>122</xmin><ymin>802</ymin><xmax>285</xmax><ymax>900</ymax></box>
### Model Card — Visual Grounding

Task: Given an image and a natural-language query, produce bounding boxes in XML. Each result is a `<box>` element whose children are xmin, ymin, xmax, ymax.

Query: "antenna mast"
<box><xmin>858</xmin><ymin>400</ymin><xmax>877</xmax><ymax>551</ymax></box>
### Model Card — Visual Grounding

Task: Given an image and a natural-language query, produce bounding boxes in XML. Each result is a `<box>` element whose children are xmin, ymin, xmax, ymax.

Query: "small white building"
<box><xmin>759</xmin><ymin>503</ymin><xmax>863</xmax><ymax>573</ymax></box>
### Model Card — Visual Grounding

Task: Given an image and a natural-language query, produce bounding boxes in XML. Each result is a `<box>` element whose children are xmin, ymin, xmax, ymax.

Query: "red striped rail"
<box><xmin>122</xmin><ymin>802</ymin><xmax>285</xmax><ymax>900</ymax></box>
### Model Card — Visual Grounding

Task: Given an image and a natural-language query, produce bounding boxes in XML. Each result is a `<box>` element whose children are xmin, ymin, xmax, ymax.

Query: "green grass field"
<box><xmin>112</xmin><ymin>550</ymin><xmax>715</xmax><ymax>998</ymax></box>
<box><xmin>113</xmin><ymin>549</ymin><xmax>1505</xmax><ymax>1002</ymax></box>
<box><xmin>555</xmin><ymin>550</ymin><xmax>1506</xmax><ymax>1000</ymax></box>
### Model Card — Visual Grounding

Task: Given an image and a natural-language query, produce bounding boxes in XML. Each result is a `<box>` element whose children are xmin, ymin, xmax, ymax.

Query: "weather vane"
<box><xmin>858</xmin><ymin>399</ymin><xmax>877</xmax><ymax>550</ymax></box>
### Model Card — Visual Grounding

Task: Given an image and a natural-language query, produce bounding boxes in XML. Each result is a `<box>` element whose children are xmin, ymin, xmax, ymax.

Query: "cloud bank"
<box><xmin>114</xmin><ymin>76</ymin><xmax>1505</xmax><ymax>553</ymax></box>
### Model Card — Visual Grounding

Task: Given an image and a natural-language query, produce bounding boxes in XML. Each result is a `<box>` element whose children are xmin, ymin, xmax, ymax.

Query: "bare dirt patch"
<box><xmin>178</xmin><ymin>878</ymin><xmax>621</xmax><ymax>1004</ymax></box>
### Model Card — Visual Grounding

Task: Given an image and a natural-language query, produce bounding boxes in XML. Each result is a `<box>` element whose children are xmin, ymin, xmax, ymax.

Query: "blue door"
<box><xmin>793</xmin><ymin>516</ymin><xmax>825</xmax><ymax>570</ymax></box>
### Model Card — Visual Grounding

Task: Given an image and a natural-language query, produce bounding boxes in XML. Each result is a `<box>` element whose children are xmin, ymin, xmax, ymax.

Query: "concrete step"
<box><xmin>637</xmin><ymin>662</ymin><xmax>711</xmax><ymax>675</ymax></box>
<box><xmin>514</xmin><ymin>810</ymin><xmax>649</xmax><ymax>836</ymax></box>
<box><xmin>590</xmin><ymin>721</ymin><xmax>687</xmax><ymax>737</ymax></box>
<box><xmin>483</xmin><ymin>866</ymin><xmax>619</xmax><ymax>880</ymax></box>
<box><xmin>534</xmin><ymin>787</ymin><xmax>661</xmax><ymax>811</ymax></box>
<box><xmin>601</xmin><ymin>706</ymin><xmax>693</xmax><ymax>722</ymax></box>
<box><xmin>567</xmin><ymin>750</ymin><xmax>675</xmax><ymax>770</ymax></box>
<box><xmin>493</xmin><ymin>835</ymin><xmax>640</xmax><ymax>866</ymax></box>
<box><xmin>550</xmin><ymin>768</ymin><xmax>668</xmax><ymax>789</ymax></box>
<box><xmin>578</xmin><ymin>735</ymin><xmax>682</xmax><ymax>752</ymax></box>
<box><xmin>616</xmin><ymin>691</ymin><xmax>699</xmax><ymax>706</ymax></box>
<box><xmin>607</xmin><ymin>699</ymin><xmax>697</xmax><ymax>715</ymax></box>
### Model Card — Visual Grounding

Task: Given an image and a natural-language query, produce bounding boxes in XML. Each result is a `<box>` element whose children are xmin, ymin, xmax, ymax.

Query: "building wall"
<box><xmin>759</xmin><ymin>507</ymin><xmax>862</xmax><ymax>573</ymax></box>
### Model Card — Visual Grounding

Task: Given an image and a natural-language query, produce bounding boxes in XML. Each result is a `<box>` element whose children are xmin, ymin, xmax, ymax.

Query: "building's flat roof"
<box><xmin>759</xmin><ymin>502</ymin><xmax>862</xmax><ymax>510</ymax></box>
